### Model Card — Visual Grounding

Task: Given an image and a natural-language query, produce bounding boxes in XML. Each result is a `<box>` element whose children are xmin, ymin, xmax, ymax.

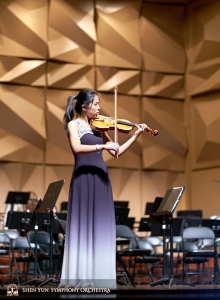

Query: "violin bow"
<box><xmin>114</xmin><ymin>86</ymin><xmax>118</xmax><ymax>157</ymax></box>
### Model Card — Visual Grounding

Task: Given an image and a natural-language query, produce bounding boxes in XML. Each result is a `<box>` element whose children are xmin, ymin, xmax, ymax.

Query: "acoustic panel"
<box><xmin>141</xmin><ymin>97</ymin><xmax>187</xmax><ymax>171</ymax></box>
<box><xmin>141</xmin><ymin>3</ymin><xmax>186</xmax><ymax>73</ymax></box>
<box><xmin>190</xmin><ymin>92</ymin><xmax>220</xmax><ymax>169</ymax></box>
<box><xmin>96</xmin><ymin>66</ymin><xmax>141</xmax><ymax>95</ymax></box>
<box><xmin>48</xmin><ymin>0</ymin><xmax>96</xmax><ymax>64</ymax></box>
<box><xmin>0</xmin><ymin>0</ymin><xmax>48</xmax><ymax>58</ymax></box>
<box><xmin>0</xmin><ymin>57</ymin><xmax>46</xmax><ymax>86</ymax></box>
<box><xmin>47</xmin><ymin>62</ymin><xmax>95</xmax><ymax>89</ymax></box>
<box><xmin>142</xmin><ymin>71</ymin><xmax>185</xmax><ymax>100</ymax></box>
<box><xmin>95</xmin><ymin>0</ymin><xmax>142</xmax><ymax>69</ymax></box>
<box><xmin>0</xmin><ymin>84</ymin><xmax>46</xmax><ymax>163</ymax></box>
<box><xmin>0</xmin><ymin>163</ymin><xmax>44</xmax><ymax>213</ymax></box>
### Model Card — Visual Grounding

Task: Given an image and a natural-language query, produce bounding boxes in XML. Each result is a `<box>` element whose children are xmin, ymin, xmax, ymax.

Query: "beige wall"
<box><xmin>0</xmin><ymin>0</ymin><xmax>220</xmax><ymax>224</ymax></box>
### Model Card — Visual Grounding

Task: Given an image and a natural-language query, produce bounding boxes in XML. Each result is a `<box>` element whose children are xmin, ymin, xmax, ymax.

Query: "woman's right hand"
<box><xmin>104</xmin><ymin>142</ymin><xmax>119</xmax><ymax>156</ymax></box>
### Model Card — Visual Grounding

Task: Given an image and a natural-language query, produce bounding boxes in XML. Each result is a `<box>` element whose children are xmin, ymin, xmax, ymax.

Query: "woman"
<box><xmin>59</xmin><ymin>89</ymin><xmax>147</xmax><ymax>288</ymax></box>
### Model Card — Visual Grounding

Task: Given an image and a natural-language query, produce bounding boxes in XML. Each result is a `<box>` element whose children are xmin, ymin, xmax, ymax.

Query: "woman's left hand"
<box><xmin>134</xmin><ymin>123</ymin><xmax>148</xmax><ymax>137</ymax></box>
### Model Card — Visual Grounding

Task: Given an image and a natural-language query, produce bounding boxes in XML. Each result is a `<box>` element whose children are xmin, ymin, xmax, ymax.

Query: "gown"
<box><xmin>59</xmin><ymin>120</ymin><xmax>117</xmax><ymax>288</ymax></box>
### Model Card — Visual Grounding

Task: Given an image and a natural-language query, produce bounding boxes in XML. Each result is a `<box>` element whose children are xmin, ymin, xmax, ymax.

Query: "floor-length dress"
<box><xmin>59</xmin><ymin>120</ymin><xmax>116</xmax><ymax>288</ymax></box>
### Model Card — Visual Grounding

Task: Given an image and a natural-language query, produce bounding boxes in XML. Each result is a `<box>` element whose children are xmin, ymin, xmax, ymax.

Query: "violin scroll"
<box><xmin>146</xmin><ymin>127</ymin><xmax>159</xmax><ymax>136</ymax></box>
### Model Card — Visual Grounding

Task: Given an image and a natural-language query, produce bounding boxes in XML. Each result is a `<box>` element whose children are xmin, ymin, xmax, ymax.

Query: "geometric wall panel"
<box><xmin>45</xmin><ymin>165</ymin><xmax>73</xmax><ymax>213</ymax></box>
<box><xmin>191</xmin><ymin>167</ymin><xmax>220</xmax><ymax>218</ymax></box>
<box><xmin>187</xmin><ymin>65</ymin><xmax>220</xmax><ymax>96</ymax></box>
<box><xmin>0</xmin><ymin>57</ymin><xmax>46</xmax><ymax>86</ymax></box>
<box><xmin>191</xmin><ymin>91</ymin><xmax>220</xmax><ymax>169</ymax></box>
<box><xmin>48</xmin><ymin>0</ymin><xmax>96</xmax><ymax>64</ymax></box>
<box><xmin>96</xmin><ymin>67</ymin><xmax>141</xmax><ymax>95</ymax></box>
<box><xmin>95</xmin><ymin>0</ymin><xmax>142</xmax><ymax>69</ymax></box>
<box><xmin>142</xmin><ymin>71</ymin><xmax>185</xmax><ymax>99</ymax></box>
<box><xmin>0</xmin><ymin>84</ymin><xmax>46</xmax><ymax>163</ymax></box>
<box><xmin>142</xmin><ymin>138</ymin><xmax>185</xmax><ymax>171</ymax></box>
<box><xmin>0</xmin><ymin>0</ymin><xmax>48</xmax><ymax>58</ymax></box>
<box><xmin>109</xmin><ymin>168</ymin><xmax>142</xmax><ymax>219</ymax></box>
<box><xmin>187</xmin><ymin>0</ymin><xmax>220</xmax><ymax>70</ymax></box>
<box><xmin>0</xmin><ymin>163</ymin><xmax>44</xmax><ymax>213</ymax></box>
<box><xmin>141</xmin><ymin>170</ymin><xmax>186</xmax><ymax>219</ymax></box>
<box><xmin>47</xmin><ymin>62</ymin><xmax>95</xmax><ymax>89</ymax></box>
<box><xmin>141</xmin><ymin>3</ymin><xmax>186</xmax><ymax>73</ymax></box>
<box><xmin>45</xmin><ymin>89</ymin><xmax>77</xmax><ymax>165</ymax></box>
<box><xmin>142</xmin><ymin>97</ymin><xmax>187</xmax><ymax>171</ymax></box>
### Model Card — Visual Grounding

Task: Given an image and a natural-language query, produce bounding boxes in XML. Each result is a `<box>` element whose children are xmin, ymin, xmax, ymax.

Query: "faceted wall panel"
<box><xmin>141</xmin><ymin>171</ymin><xmax>186</xmax><ymax>219</ymax></box>
<box><xmin>0</xmin><ymin>0</ymin><xmax>48</xmax><ymax>58</ymax></box>
<box><xmin>47</xmin><ymin>62</ymin><xmax>95</xmax><ymax>89</ymax></box>
<box><xmin>190</xmin><ymin>92</ymin><xmax>220</xmax><ymax>169</ymax></box>
<box><xmin>96</xmin><ymin>66</ymin><xmax>141</xmax><ymax>95</ymax></box>
<box><xmin>0</xmin><ymin>163</ymin><xmax>44</xmax><ymax>213</ymax></box>
<box><xmin>45</xmin><ymin>165</ymin><xmax>73</xmax><ymax>213</ymax></box>
<box><xmin>46</xmin><ymin>89</ymin><xmax>76</xmax><ymax>165</ymax></box>
<box><xmin>192</xmin><ymin>167</ymin><xmax>220</xmax><ymax>218</ymax></box>
<box><xmin>95</xmin><ymin>0</ymin><xmax>142</xmax><ymax>69</ymax></box>
<box><xmin>0</xmin><ymin>57</ymin><xmax>46</xmax><ymax>86</ymax></box>
<box><xmin>0</xmin><ymin>84</ymin><xmax>46</xmax><ymax>163</ymax></box>
<box><xmin>142</xmin><ymin>97</ymin><xmax>187</xmax><ymax>171</ymax></box>
<box><xmin>48</xmin><ymin>0</ymin><xmax>96</xmax><ymax>64</ymax></box>
<box><xmin>187</xmin><ymin>0</ymin><xmax>220</xmax><ymax>70</ymax></box>
<box><xmin>142</xmin><ymin>71</ymin><xmax>185</xmax><ymax>100</ymax></box>
<box><xmin>141</xmin><ymin>3</ymin><xmax>186</xmax><ymax>73</ymax></box>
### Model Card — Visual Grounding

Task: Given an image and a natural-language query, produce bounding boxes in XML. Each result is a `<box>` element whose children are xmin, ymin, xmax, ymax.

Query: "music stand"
<box><xmin>149</xmin><ymin>185</ymin><xmax>194</xmax><ymax>287</ymax></box>
<box><xmin>115</xmin><ymin>208</ymin><xmax>130</xmax><ymax>225</ymax></box>
<box><xmin>177</xmin><ymin>210</ymin><xmax>203</xmax><ymax>218</ymax></box>
<box><xmin>34</xmin><ymin>180</ymin><xmax>65</xmax><ymax>287</ymax></box>
<box><xmin>5</xmin><ymin>191</ymin><xmax>30</xmax><ymax>211</ymax></box>
<box><xmin>6</xmin><ymin>211</ymin><xmax>34</xmax><ymax>236</ymax></box>
<box><xmin>145</xmin><ymin>197</ymin><xmax>163</xmax><ymax>215</ymax></box>
<box><xmin>114</xmin><ymin>201</ymin><xmax>129</xmax><ymax>208</ymax></box>
<box><xmin>138</xmin><ymin>218</ymin><xmax>152</xmax><ymax>232</ymax></box>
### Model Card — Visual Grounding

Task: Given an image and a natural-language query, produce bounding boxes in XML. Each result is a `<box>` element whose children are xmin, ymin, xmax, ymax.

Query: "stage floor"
<box><xmin>1</xmin><ymin>283</ymin><xmax>220</xmax><ymax>299</ymax></box>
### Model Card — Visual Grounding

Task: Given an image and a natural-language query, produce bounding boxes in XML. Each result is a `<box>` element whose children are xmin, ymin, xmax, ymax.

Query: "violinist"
<box><xmin>59</xmin><ymin>88</ymin><xmax>148</xmax><ymax>288</ymax></box>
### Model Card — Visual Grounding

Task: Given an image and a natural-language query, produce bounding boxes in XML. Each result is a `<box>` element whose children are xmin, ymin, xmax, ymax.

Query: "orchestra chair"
<box><xmin>0</xmin><ymin>232</ymin><xmax>11</xmax><ymax>283</ymax></box>
<box><xmin>181</xmin><ymin>226</ymin><xmax>218</xmax><ymax>284</ymax></box>
<box><xmin>27</xmin><ymin>230</ymin><xmax>60</xmax><ymax>279</ymax></box>
<box><xmin>116</xmin><ymin>225</ymin><xmax>160</xmax><ymax>285</ymax></box>
<box><xmin>10</xmin><ymin>236</ymin><xmax>43</xmax><ymax>285</ymax></box>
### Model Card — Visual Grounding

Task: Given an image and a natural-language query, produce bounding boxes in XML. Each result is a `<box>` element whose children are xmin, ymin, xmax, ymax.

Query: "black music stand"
<box><xmin>114</xmin><ymin>201</ymin><xmax>129</xmax><ymax>208</ymax></box>
<box><xmin>115</xmin><ymin>208</ymin><xmax>130</xmax><ymax>225</ymax></box>
<box><xmin>145</xmin><ymin>197</ymin><xmax>163</xmax><ymax>215</ymax></box>
<box><xmin>5</xmin><ymin>191</ymin><xmax>30</xmax><ymax>211</ymax></box>
<box><xmin>35</xmin><ymin>180</ymin><xmax>65</xmax><ymax>287</ymax></box>
<box><xmin>177</xmin><ymin>210</ymin><xmax>203</xmax><ymax>218</ymax></box>
<box><xmin>149</xmin><ymin>185</ymin><xmax>194</xmax><ymax>288</ymax></box>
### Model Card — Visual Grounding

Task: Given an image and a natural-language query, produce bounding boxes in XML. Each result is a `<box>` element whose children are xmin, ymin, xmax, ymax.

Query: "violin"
<box><xmin>91</xmin><ymin>115</ymin><xmax>158</xmax><ymax>137</ymax></box>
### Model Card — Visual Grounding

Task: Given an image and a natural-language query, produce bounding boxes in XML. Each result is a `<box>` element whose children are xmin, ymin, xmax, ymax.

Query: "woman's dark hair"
<box><xmin>63</xmin><ymin>89</ymin><xmax>98</xmax><ymax>136</ymax></box>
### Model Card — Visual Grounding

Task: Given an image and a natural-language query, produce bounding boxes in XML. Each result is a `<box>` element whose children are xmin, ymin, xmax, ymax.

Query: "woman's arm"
<box><xmin>68</xmin><ymin>121</ymin><xmax>119</xmax><ymax>154</ymax></box>
<box><xmin>102</xmin><ymin>124</ymin><xmax>147</xmax><ymax>158</ymax></box>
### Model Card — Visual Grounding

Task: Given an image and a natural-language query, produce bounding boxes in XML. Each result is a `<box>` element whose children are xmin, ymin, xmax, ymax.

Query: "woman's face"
<box><xmin>85</xmin><ymin>95</ymin><xmax>100</xmax><ymax>119</ymax></box>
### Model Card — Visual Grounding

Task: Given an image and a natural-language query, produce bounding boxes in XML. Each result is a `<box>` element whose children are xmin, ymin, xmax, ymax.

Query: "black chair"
<box><xmin>0</xmin><ymin>232</ymin><xmax>11</xmax><ymax>282</ymax></box>
<box><xmin>181</xmin><ymin>226</ymin><xmax>218</xmax><ymax>284</ymax></box>
<box><xmin>176</xmin><ymin>240</ymin><xmax>209</xmax><ymax>283</ymax></box>
<box><xmin>116</xmin><ymin>225</ymin><xmax>160</xmax><ymax>286</ymax></box>
<box><xmin>0</xmin><ymin>229</ymin><xmax>20</xmax><ymax>241</ymax></box>
<box><xmin>10</xmin><ymin>236</ymin><xmax>43</xmax><ymax>284</ymax></box>
<box><xmin>27</xmin><ymin>230</ymin><xmax>60</xmax><ymax>278</ymax></box>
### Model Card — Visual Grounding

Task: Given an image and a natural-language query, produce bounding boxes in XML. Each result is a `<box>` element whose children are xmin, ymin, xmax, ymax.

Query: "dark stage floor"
<box><xmin>1</xmin><ymin>283</ymin><xmax>220</xmax><ymax>299</ymax></box>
